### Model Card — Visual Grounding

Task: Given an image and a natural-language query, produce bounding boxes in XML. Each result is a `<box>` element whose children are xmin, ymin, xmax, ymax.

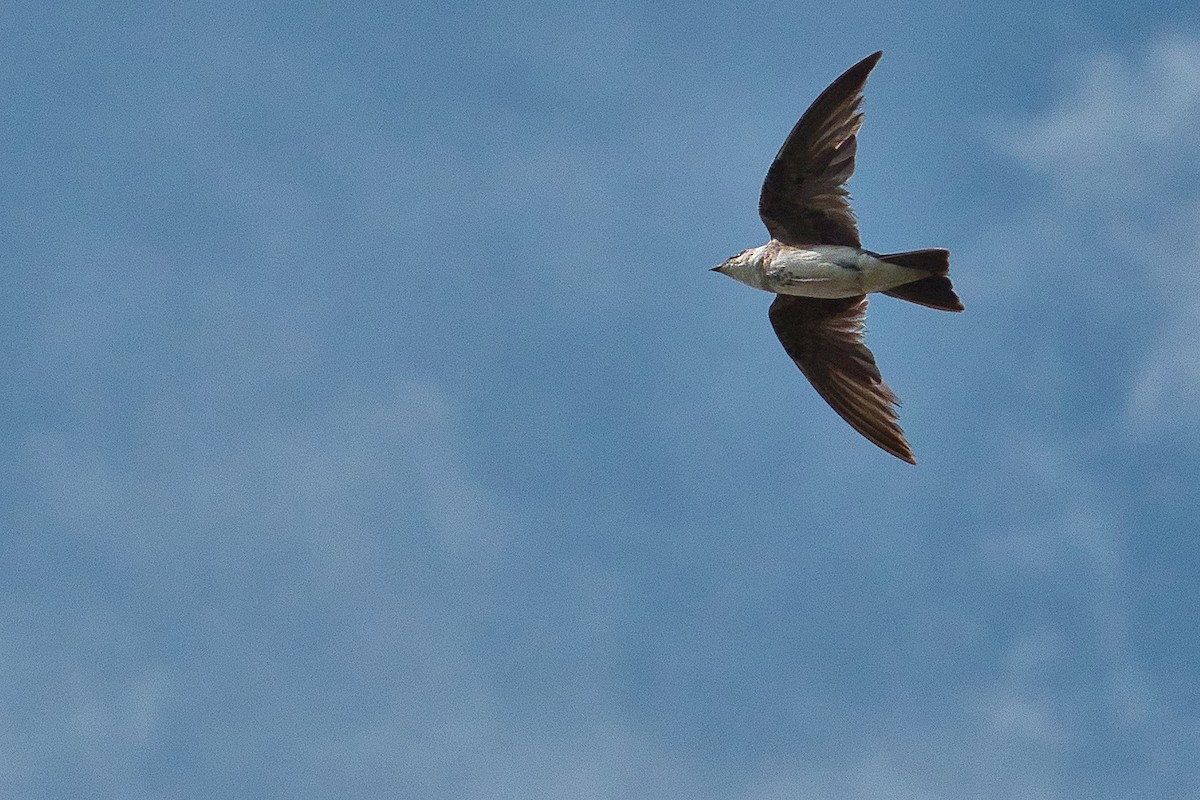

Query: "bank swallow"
<box><xmin>712</xmin><ymin>51</ymin><xmax>962</xmax><ymax>464</ymax></box>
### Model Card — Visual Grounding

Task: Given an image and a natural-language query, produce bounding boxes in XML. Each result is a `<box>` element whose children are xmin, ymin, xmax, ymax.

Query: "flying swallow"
<box><xmin>712</xmin><ymin>51</ymin><xmax>962</xmax><ymax>464</ymax></box>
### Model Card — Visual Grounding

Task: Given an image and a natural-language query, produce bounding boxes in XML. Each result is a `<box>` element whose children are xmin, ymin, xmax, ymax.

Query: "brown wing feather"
<box><xmin>768</xmin><ymin>293</ymin><xmax>915</xmax><ymax>464</ymax></box>
<box><xmin>758</xmin><ymin>51</ymin><xmax>882</xmax><ymax>247</ymax></box>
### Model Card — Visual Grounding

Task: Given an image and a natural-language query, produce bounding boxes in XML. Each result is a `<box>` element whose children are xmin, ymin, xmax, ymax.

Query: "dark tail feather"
<box><xmin>884</xmin><ymin>276</ymin><xmax>963</xmax><ymax>312</ymax></box>
<box><xmin>878</xmin><ymin>248</ymin><xmax>963</xmax><ymax>312</ymax></box>
<box><xmin>879</xmin><ymin>247</ymin><xmax>950</xmax><ymax>274</ymax></box>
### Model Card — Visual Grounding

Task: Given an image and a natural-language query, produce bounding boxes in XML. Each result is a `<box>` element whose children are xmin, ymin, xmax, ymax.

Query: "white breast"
<box><xmin>766</xmin><ymin>245</ymin><xmax>926</xmax><ymax>298</ymax></box>
<box><xmin>765</xmin><ymin>246</ymin><xmax>866</xmax><ymax>298</ymax></box>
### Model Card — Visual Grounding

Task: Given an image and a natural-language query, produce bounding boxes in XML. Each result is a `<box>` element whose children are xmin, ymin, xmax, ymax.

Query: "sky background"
<box><xmin>4</xmin><ymin>1</ymin><xmax>1200</xmax><ymax>797</ymax></box>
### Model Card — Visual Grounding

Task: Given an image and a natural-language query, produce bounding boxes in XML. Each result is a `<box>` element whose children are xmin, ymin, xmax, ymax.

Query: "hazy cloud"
<box><xmin>1005</xmin><ymin>35</ymin><xmax>1200</xmax><ymax>437</ymax></box>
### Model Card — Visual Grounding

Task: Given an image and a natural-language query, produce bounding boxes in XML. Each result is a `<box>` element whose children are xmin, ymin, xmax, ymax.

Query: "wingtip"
<box><xmin>839</xmin><ymin>51</ymin><xmax>883</xmax><ymax>79</ymax></box>
<box><xmin>882</xmin><ymin>439</ymin><xmax>917</xmax><ymax>465</ymax></box>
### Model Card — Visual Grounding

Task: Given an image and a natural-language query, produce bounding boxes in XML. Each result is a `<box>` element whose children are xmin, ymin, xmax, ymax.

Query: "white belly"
<box><xmin>765</xmin><ymin>245</ymin><xmax>924</xmax><ymax>298</ymax></box>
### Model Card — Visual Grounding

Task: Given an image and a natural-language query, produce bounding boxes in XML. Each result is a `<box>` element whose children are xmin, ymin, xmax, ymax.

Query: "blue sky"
<box><xmin>4</xmin><ymin>1</ymin><xmax>1200</xmax><ymax>797</ymax></box>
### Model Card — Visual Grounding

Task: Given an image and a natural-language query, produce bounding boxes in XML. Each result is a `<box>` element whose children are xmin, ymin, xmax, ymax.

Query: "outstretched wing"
<box><xmin>758</xmin><ymin>51</ymin><xmax>882</xmax><ymax>247</ymax></box>
<box><xmin>768</xmin><ymin>292</ymin><xmax>915</xmax><ymax>464</ymax></box>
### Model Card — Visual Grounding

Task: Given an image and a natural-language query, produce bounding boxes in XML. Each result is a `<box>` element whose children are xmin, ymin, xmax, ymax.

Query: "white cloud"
<box><xmin>961</xmin><ymin>423</ymin><xmax>1195</xmax><ymax>794</ymax></box>
<box><xmin>9</xmin><ymin>376</ymin><xmax>518</xmax><ymax>795</ymax></box>
<box><xmin>1002</xmin><ymin>36</ymin><xmax>1200</xmax><ymax>437</ymax></box>
<box><xmin>1011</xmin><ymin>38</ymin><xmax>1200</xmax><ymax>195</ymax></box>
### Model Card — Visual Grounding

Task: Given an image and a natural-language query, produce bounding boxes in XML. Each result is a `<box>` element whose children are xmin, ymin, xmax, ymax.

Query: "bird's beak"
<box><xmin>710</xmin><ymin>265</ymin><xmax>723</xmax><ymax>272</ymax></box>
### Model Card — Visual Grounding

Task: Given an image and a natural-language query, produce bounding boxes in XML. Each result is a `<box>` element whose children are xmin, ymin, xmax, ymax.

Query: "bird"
<box><xmin>711</xmin><ymin>51</ymin><xmax>962</xmax><ymax>464</ymax></box>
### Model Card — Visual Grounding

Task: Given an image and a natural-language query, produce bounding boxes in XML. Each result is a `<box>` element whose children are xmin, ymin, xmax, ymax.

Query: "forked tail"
<box><xmin>879</xmin><ymin>248</ymin><xmax>963</xmax><ymax>312</ymax></box>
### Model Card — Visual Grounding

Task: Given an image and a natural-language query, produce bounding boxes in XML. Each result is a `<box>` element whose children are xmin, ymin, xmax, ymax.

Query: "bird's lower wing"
<box><xmin>768</xmin><ymin>293</ymin><xmax>915</xmax><ymax>464</ymax></box>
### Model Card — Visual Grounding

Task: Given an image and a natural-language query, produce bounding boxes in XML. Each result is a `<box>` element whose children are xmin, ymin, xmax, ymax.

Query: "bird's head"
<box><xmin>711</xmin><ymin>248</ymin><xmax>753</xmax><ymax>275</ymax></box>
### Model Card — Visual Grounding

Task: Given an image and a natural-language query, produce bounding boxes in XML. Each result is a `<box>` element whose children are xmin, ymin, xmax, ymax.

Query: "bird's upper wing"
<box><xmin>758</xmin><ymin>51</ymin><xmax>882</xmax><ymax>247</ymax></box>
<box><xmin>768</xmin><ymin>292</ymin><xmax>915</xmax><ymax>463</ymax></box>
